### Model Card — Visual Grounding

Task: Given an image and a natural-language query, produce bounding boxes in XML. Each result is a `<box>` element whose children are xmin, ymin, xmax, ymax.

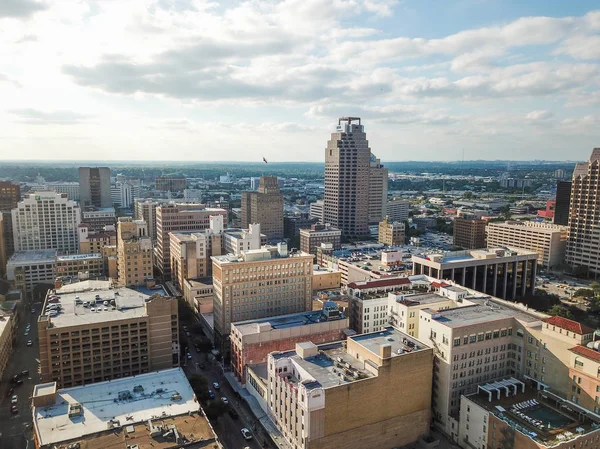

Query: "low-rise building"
<box><xmin>183</xmin><ymin>277</ymin><xmax>213</xmax><ymax>315</ymax></box>
<box><xmin>56</xmin><ymin>253</ymin><xmax>105</xmax><ymax>279</ymax></box>
<box><xmin>312</xmin><ymin>266</ymin><xmax>341</xmax><ymax>292</ymax></box>
<box><xmin>32</xmin><ymin>368</ymin><xmax>219</xmax><ymax>449</ymax></box>
<box><xmin>6</xmin><ymin>250</ymin><xmax>57</xmax><ymax>295</ymax></box>
<box><xmin>378</xmin><ymin>217</ymin><xmax>405</xmax><ymax>246</ymax></box>
<box><xmin>284</xmin><ymin>215</ymin><xmax>318</xmax><ymax>239</ymax></box>
<box><xmin>78</xmin><ymin>223</ymin><xmax>117</xmax><ymax>254</ymax></box>
<box><xmin>300</xmin><ymin>224</ymin><xmax>341</xmax><ymax>257</ymax></box>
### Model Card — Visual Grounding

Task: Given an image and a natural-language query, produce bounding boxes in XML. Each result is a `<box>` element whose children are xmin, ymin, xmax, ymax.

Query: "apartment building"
<box><xmin>12</xmin><ymin>192</ymin><xmax>81</xmax><ymax>254</ymax></box>
<box><xmin>266</xmin><ymin>330</ymin><xmax>432</xmax><ymax>449</ymax></box>
<box><xmin>134</xmin><ymin>199</ymin><xmax>160</xmax><ymax>240</ymax></box>
<box><xmin>412</xmin><ymin>247</ymin><xmax>538</xmax><ymax>300</ymax></box>
<box><xmin>37</xmin><ymin>280</ymin><xmax>179</xmax><ymax>388</ymax></box>
<box><xmin>369</xmin><ymin>154</ymin><xmax>388</xmax><ymax>224</ymax></box>
<box><xmin>568</xmin><ymin>344</ymin><xmax>600</xmax><ymax>413</ymax></box>
<box><xmin>486</xmin><ymin>221</ymin><xmax>568</xmax><ymax>268</ymax></box>
<box><xmin>117</xmin><ymin>217</ymin><xmax>153</xmax><ymax>287</ymax></box>
<box><xmin>230</xmin><ymin>303</ymin><xmax>348</xmax><ymax>383</ymax></box>
<box><xmin>378</xmin><ymin>217</ymin><xmax>405</xmax><ymax>246</ymax></box>
<box><xmin>554</xmin><ymin>180</ymin><xmax>571</xmax><ymax>226</ymax></box>
<box><xmin>79</xmin><ymin>167</ymin><xmax>111</xmax><ymax>208</ymax></box>
<box><xmin>155</xmin><ymin>203</ymin><xmax>228</xmax><ymax>277</ymax></box>
<box><xmin>6</xmin><ymin>250</ymin><xmax>57</xmax><ymax>295</ymax></box>
<box><xmin>0</xmin><ymin>313</ymin><xmax>14</xmax><ymax>383</ymax></box>
<box><xmin>324</xmin><ymin>117</ymin><xmax>371</xmax><ymax>239</ymax></box>
<box><xmin>453</xmin><ymin>216</ymin><xmax>486</xmax><ymax>249</ymax></box>
<box><xmin>386</xmin><ymin>198</ymin><xmax>410</xmax><ymax>222</ymax></box>
<box><xmin>309</xmin><ymin>200</ymin><xmax>324</xmax><ymax>224</ymax></box>
<box><xmin>155</xmin><ymin>176</ymin><xmax>186</xmax><ymax>192</ymax></box>
<box><xmin>81</xmin><ymin>207</ymin><xmax>116</xmax><ymax>232</ymax></box>
<box><xmin>241</xmin><ymin>176</ymin><xmax>284</xmax><ymax>240</ymax></box>
<box><xmin>78</xmin><ymin>223</ymin><xmax>116</xmax><ymax>254</ymax></box>
<box><xmin>211</xmin><ymin>243</ymin><xmax>313</xmax><ymax>355</ymax></box>
<box><xmin>299</xmin><ymin>224</ymin><xmax>341</xmax><ymax>256</ymax></box>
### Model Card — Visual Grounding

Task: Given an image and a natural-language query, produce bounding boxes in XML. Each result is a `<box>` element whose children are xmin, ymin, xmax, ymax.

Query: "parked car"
<box><xmin>212</xmin><ymin>382</ymin><xmax>220</xmax><ymax>390</ymax></box>
<box><xmin>241</xmin><ymin>428</ymin><xmax>252</xmax><ymax>440</ymax></box>
<box><xmin>11</xmin><ymin>405</ymin><xmax>18</xmax><ymax>414</ymax></box>
<box><xmin>11</xmin><ymin>395</ymin><xmax>18</xmax><ymax>404</ymax></box>
<box><xmin>6</xmin><ymin>387</ymin><xmax>14</xmax><ymax>397</ymax></box>
<box><xmin>221</xmin><ymin>397</ymin><xmax>229</xmax><ymax>405</ymax></box>
<box><xmin>208</xmin><ymin>389</ymin><xmax>215</xmax><ymax>399</ymax></box>
<box><xmin>15</xmin><ymin>379</ymin><xmax>23</xmax><ymax>386</ymax></box>
<box><xmin>30</xmin><ymin>308</ymin><xmax>35</xmax><ymax>314</ymax></box>
<box><xmin>187</xmin><ymin>353</ymin><xmax>192</xmax><ymax>360</ymax></box>
<box><xmin>21</xmin><ymin>370</ymin><xmax>29</xmax><ymax>376</ymax></box>
<box><xmin>27</xmin><ymin>340</ymin><xmax>33</xmax><ymax>346</ymax></box>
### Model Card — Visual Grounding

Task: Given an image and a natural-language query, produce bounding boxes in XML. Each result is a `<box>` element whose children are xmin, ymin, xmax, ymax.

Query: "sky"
<box><xmin>1</xmin><ymin>0</ymin><xmax>599</xmax><ymax>163</ymax></box>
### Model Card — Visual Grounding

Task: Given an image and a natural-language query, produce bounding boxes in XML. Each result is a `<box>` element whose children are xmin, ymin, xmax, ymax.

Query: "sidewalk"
<box><xmin>224</xmin><ymin>372</ymin><xmax>292</xmax><ymax>449</ymax></box>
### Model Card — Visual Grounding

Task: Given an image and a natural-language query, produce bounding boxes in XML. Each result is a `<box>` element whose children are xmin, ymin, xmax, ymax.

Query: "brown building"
<box><xmin>324</xmin><ymin>117</ymin><xmax>371</xmax><ymax>239</ymax></box>
<box><xmin>79</xmin><ymin>167</ymin><xmax>111</xmax><ymax>208</ymax></box>
<box><xmin>155</xmin><ymin>176</ymin><xmax>186</xmax><ymax>192</ymax></box>
<box><xmin>378</xmin><ymin>217</ymin><xmax>405</xmax><ymax>246</ymax></box>
<box><xmin>241</xmin><ymin>176</ymin><xmax>284</xmax><ymax>240</ymax></box>
<box><xmin>0</xmin><ymin>181</ymin><xmax>20</xmax><ymax>260</ymax></box>
<box><xmin>37</xmin><ymin>280</ymin><xmax>179</xmax><ymax>389</ymax></box>
<box><xmin>155</xmin><ymin>203</ymin><xmax>228</xmax><ymax>278</ymax></box>
<box><xmin>453</xmin><ymin>216</ymin><xmax>487</xmax><ymax>249</ymax></box>
<box><xmin>299</xmin><ymin>224</ymin><xmax>341</xmax><ymax>256</ymax></box>
<box><xmin>369</xmin><ymin>154</ymin><xmax>388</xmax><ymax>224</ymax></box>
<box><xmin>117</xmin><ymin>217</ymin><xmax>153</xmax><ymax>287</ymax></box>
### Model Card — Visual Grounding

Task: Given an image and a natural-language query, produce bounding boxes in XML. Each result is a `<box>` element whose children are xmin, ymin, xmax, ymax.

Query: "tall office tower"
<box><xmin>155</xmin><ymin>203</ymin><xmax>228</xmax><ymax>278</ymax></box>
<box><xmin>155</xmin><ymin>176</ymin><xmax>186</xmax><ymax>192</ymax></box>
<box><xmin>324</xmin><ymin>117</ymin><xmax>371</xmax><ymax>239</ymax></box>
<box><xmin>79</xmin><ymin>167</ymin><xmax>112</xmax><ymax>208</ymax></box>
<box><xmin>134</xmin><ymin>199</ymin><xmax>160</xmax><ymax>241</ymax></box>
<box><xmin>12</xmin><ymin>192</ymin><xmax>81</xmax><ymax>254</ymax></box>
<box><xmin>0</xmin><ymin>181</ymin><xmax>21</xmax><ymax>259</ymax></box>
<box><xmin>369</xmin><ymin>153</ymin><xmax>388</xmax><ymax>224</ymax></box>
<box><xmin>111</xmin><ymin>179</ymin><xmax>141</xmax><ymax>208</ymax></box>
<box><xmin>453</xmin><ymin>216</ymin><xmax>487</xmax><ymax>249</ymax></box>
<box><xmin>0</xmin><ymin>215</ymin><xmax>5</xmax><ymax>277</ymax></box>
<box><xmin>566</xmin><ymin>149</ymin><xmax>600</xmax><ymax>274</ymax></box>
<box><xmin>240</xmin><ymin>176</ymin><xmax>284</xmax><ymax>240</ymax></box>
<box><xmin>117</xmin><ymin>218</ymin><xmax>153</xmax><ymax>287</ymax></box>
<box><xmin>554</xmin><ymin>180</ymin><xmax>572</xmax><ymax>226</ymax></box>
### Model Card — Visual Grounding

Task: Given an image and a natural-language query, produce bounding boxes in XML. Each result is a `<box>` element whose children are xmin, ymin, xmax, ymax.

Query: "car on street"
<box><xmin>221</xmin><ymin>396</ymin><xmax>229</xmax><ymax>405</ymax></box>
<box><xmin>241</xmin><ymin>428</ymin><xmax>252</xmax><ymax>440</ymax></box>
<box><xmin>208</xmin><ymin>389</ymin><xmax>215</xmax><ymax>399</ymax></box>
<box><xmin>27</xmin><ymin>340</ymin><xmax>33</xmax><ymax>346</ymax></box>
<box><xmin>11</xmin><ymin>405</ymin><xmax>18</xmax><ymax>414</ymax></box>
<box><xmin>183</xmin><ymin>325</ymin><xmax>188</xmax><ymax>331</ymax></box>
<box><xmin>11</xmin><ymin>395</ymin><xmax>18</xmax><ymax>404</ymax></box>
<box><xmin>212</xmin><ymin>382</ymin><xmax>220</xmax><ymax>390</ymax></box>
<box><xmin>187</xmin><ymin>353</ymin><xmax>192</xmax><ymax>360</ymax></box>
<box><xmin>15</xmin><ymin>379</ymin><xmax>23</xmax><ymax>386</ymax></box>
<box><xmin>21</xmin><ymin>369</ymin><xmax>29</xmax><ymax>376</ymax></box>
<box><xmin>185</xmin><ymin>331</ymin><xmax>191</xmax><ymax>337</ymax></box>
<box><xmin>31</xmin><ymin>308</ymin><xmax>35</xmax><ymax>314</ymax></box>
<box><xmin>6</xmin><ymin>387</ymin><xmax>14</xmax><ymax>397</ymax></box>
<box><xmin>24</xmin><ymin>331</ymin><xmax>28</xmax><ymax>336</ymax></box>
<box><xmin>228</xmin><ymin>408</ymin><xmax>239</xmax><ymax>419</ymax></box>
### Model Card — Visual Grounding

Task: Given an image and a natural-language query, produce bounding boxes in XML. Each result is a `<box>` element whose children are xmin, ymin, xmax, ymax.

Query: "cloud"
<box><xmin>0</xmin><ymin>73</ymin><xmax>22</xmax><ymax>88</ymax></box>
<box><xmin>555</xmin><ymin>35</ymin><xmax>600</xmax><ymax>60</ymax></box>
<box><xmin>0</xmin><ymin>0</ymin><xmax>47</xmax><ymax>19</ymax></box>
<box><xmin>8</xmin><ymin>108</ymin><xmax>93</xmax><ymax>125</ymax></box>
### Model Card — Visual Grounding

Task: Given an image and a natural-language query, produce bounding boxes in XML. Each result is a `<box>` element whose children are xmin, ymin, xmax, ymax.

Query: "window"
<box><xmin>454</xmin><ymin>338</ymin><xmax>461</xmax><ymax>347</ymax></box>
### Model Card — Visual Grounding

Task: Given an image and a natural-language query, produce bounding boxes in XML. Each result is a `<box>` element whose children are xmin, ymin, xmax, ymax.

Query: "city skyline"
<box><xmin>1</xmin><ymin>1</ymin><xmax>599</xmax><ymax>162</ymax></box>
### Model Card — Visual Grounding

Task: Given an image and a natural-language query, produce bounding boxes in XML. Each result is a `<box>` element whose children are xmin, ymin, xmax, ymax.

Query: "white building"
<box><xmin>183</xmin><ymin>189</ymin><xmax>204</xmax><ymax>201</ymax></box>
<box><xmin>43</xmin><ymin>182</ymin><xmax>80</xmax><ymax>201</ymax></box>
<box><xmin>12</xmin><ymin>192</ymin><xmax>81</xmax><ymax>254</ymax></box>
<box><xmin>309</xmin><ymin>200</ymin><xmax>324</xmax><ymax>223</ymax></box>
<box><xmin>111</xmin><ymin>179</ymin><xmax>141</xmax><ymax>208</ymax></box>
<box><xmin>223</xmin><ymin>222</ymin><xmax>264</xmax><ymax>255</ymax></box>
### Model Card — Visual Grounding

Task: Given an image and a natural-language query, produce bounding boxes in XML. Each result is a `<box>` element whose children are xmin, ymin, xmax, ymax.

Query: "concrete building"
<box><xmin>324</xmin><ymin>117</ymin><xmax>371</xmax><ymax>239</ymax></box>
<box><xmin>486</xmin><ymin>221</ymin><xmax>568</xmax><ymax>268</ymax></box>
<box><xmin>12</xmin><ymin>192</ymin><xmax>81</xmax><ymax>254</ymax></box>
<box><xmin>223</xmin><ymin>223</ymin><xmax>264</xmax><ymax>256</ymax></box>
<box><xmin>0</xmin><ymin>313</ymin><xmax>14</xmax><ymax>383</ymax></box>
<box><xmin>155</xmin><ymin>203</ymin><xmax>228</xmax><ymax>277</ymax></box>
<box><xmin>554</xmin><ymin>180</ymin><xmax>571</xmax><ymax>227</ymax></box>
<box><xmin>0</xmin><ymin>214</ymin><xmax>5</xmax><ymax>277</ymax></box>
<box><xmin>300</xmin><ymin>224</ymin><xmax>342</xmax><ymax>256</ymax></box>
<box><xmin>284</xmin><ymin>215</ymin><xmax>318</xmax><ymax>239</ymax></box>
<box><xmin>309</xmin><ymin>200</ymin><xmax>324</xmax><ymax>224</ymax></box>
<box><xmin>110</xmin><ymin>179</ymin><xmax>141</xmax><ymax>208</ymax></box>
<box><xmin>117</xmin><ymin>217</ymin><xmax>153</xmax><ymax>287</ymax></box>
<box><xmin>378</xmin><ymin>217</ymin><xmax>405</xmax><ymax>246</ymax></box>
<box><xmin>78</xmin><ymin>167</ymin><xmax>111</xmax><ymax>208</ymax></box>
<box><xmin>412</xmin><ymin>247</ymin><xmax>538</xmax><ymax>300</ymax></box>
<box><xmin>56</xmin><ymin>253</ymin><xmax>105</xmax><ymax>279</ymax></box>
<box><xmin>155</xmin><ymin>175</ymin><xmax>186</xmax><ymax>192</ymax></box>
<box><xmin>312</xmin><ymin>266</ymin><xmax>342</xmax><ymax>292</ymax></box>
<box><xmin>37</xmin><ymin>280</ymin><xmax>179</xmax><ymax>388</ymax></box>
<box><xmin>241</xmin><ymin>176</ymin><xmax>284</xmax><ymax>240</ymax></box>
<box><xmin>386</xmin><ymin>198</ymin><xmax>410</xmax><ymax>223</ymax></box>
<box><xmin>453</xmin><ymin>216</ymin><xmax>486</xmax><ymax>250</ymax></box>
<box><xmin>32</xmin><ymin>368</ymin><xmax>218</xmax><ymax>449</ymax></box>
<box><xmin>369</xmin><ymin>153</ymin><xmax>388</xmax><ymax>224</ymax></box>
<box><xmin>568</xmin><ymin>344</ymin><xmax>600</xmax><ymax>413</ymax></box>
<box><xmin>6</xmin><ymin>250</ymin><xmax>57</xmax><ymax>295</ymax></box>
<box><xmin>230</xmin><ymin>303</ymin><xmax>348</xmax><ymax>383</ymax></box>
<box><xmin>266</xmin><ymin>330</ymin><xmax>432</xmax><ymax>449</ymax></box>
<box><xmin>134</xmin><ymin>198</ymin><xmax>160</xmax><ymax>240</ymax></box>
<box><xmin>183</xmin><ymin>277</ymin><xmax>213</xmax><ymax>315</ymax></box>
<box><xmin>81</xmin><ymin>206</ymin><xmax>116</xmax><ymax>232</ymax></box>
<box><xmin>0</xmin><ymin>180</ymin><xmax>21</xmax><ymax>210</ymax></box>
<box><xmin>78</xmin><ymin>223</ymin><xmax>116</xmax><ymax>254</ymax></box>
<box><xmin>44</xmin><ymin>181</ymin><xmax>80</xmax><ymax>201</ymax></box>
<box><xmin>566</xmin><ymin>149</ymin><xmax>600</xmax><ymax>274</ymax></box>
<box><xmin>211</xmin><ymin>243</ymin><xmax>313</xmax><ymax>355</ymax></box>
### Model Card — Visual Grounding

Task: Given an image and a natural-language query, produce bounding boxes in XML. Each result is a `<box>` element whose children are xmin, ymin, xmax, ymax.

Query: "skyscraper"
<box><xmin>369</xmin><ymin>153</ymin><xmax>388</xmax><ymax>224</ymax></box>
<box><xmin>0</xmin><ymin>181</ymin><xmax>20</xmax><ymax>261</ymax></box>
<box><xmin>79</xmin><ymin>167</ymin><xmax>112</xmax><ymax>208</ymax></box>
<box><xmin>554</xmin><ymin>180</ymin><xmax>572</xmax><ymax>226</ymax></box>
<box><xmin>240</xmin><ymin>176</ymin><xmax>284</xmax><ymax>240</ymax></box>
<box><xmin>324</xmin><ymin>117</ymin><xmax>371</xmax><ymax>239</ymax></box>
<box><xmin>566</xmin><ymin>148</ymin><xmax>600</xmax><ymax>274</ymax></box>
<box><xmin>117</xmin><ymin>217</ymin><xmax>153</xmax><ymax>287</ymax></box>
<box><xmin>134</xmin><ymin>199</ymin><xmax>160</xmax><ymax>241</ymax></box>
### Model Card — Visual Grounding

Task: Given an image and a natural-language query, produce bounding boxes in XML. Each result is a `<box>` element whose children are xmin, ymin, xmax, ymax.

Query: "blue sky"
<box><xmin>0</xmin><ymin>0</ymin><xmax>599</xmax><ymax>162</ymax></box>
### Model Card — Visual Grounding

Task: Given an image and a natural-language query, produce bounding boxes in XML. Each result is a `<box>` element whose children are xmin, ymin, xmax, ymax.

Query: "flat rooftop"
<box><xmin>394</xmin><ymin>292</ymin><xmax>451</xmax><ymax>306</ymax></box>
<box><xmin>233</xmin><ymin>308</ymin><xmax>345</xmax><ymax>336</ymax></box>
<box><xmin>8</xmin><ymin>249</ymin><xmax>57</xmax><ymax>263</ymax></box>
<box><xmin>33</xmin><ymin>382</ymin><xmax>56</xmax><ymax>397</ymax></box>
<box><xmin>350</xmin><ymin>327</ymin><xmax>427</xmax><ymax>358</ymax></box>
<box><xmin>134</xmin><ymin>284</ymin><xmax>169</xmax><ymax>297</ymax></box>
<box><xmin>33</xmin><ymin>368</ymin><xmax>210</xmax><ymax>448</ymax></box>
<box><xmin>414</xmin><ymin>247</ymin><xmax>539</xmax><ymax>264</ymax></box>
<box><xmin>57</xmin><ymin>253</ymin><xmax>102</xmax><ymax>261</ymax></box>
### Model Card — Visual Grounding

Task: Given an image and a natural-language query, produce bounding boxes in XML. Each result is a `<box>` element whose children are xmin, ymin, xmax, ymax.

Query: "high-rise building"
<box><xmin>566</xmin><ymin>149</ymin><xmax>600</xmax><ymax>274</ymax></box>
<box><xmin>309</xmin><ymin>200</ymin><xmax>324</xmax><ymax>223</ymax></box>
<box><xmin>369</xmin><ymin>153</ymin><xmax>388</xmax><ymax>224</ymax></box>
<box><xmin>324</xmin><ymin>117</ymin><xmax>371</xmax><ymax>239</ymax></box>
<box><xmin>240</xmin><ymin>176</ymin><xmax>284</xmax><ymax>240</ymax></box>
<box><xmin>0</xmin><ymin>215</ymin><xmax>5</xmax><ymax>277</ymax></box>
<box><xmin>155</xmin><ymin>203</ymin><xmax>228</xmax><ymax>278</ymax></box>
<box><xmin>111</xmin><ymin>179</ymin><xmax>141</xmax><ymax>208</ymax></box>
<box><xmin>378</xmin><ymin>217</ymin><xmax>405</xmax><ymax>246</ymax></box>
<box><xmin>37</xmin><ymin>280</ymin><xmax>179</xmax><ymax>388</ymax></box>
<box><xmin>155</xmin><ymin>176</ymin><xmax>186</xmax><ymax>192</ymax></box>
<box><xmin>117</xmin><ymin>218</ymin><xmax>153</xmax><ymax>287</ymax></box>
<box><xmin>0</xmin><ymin>312</ymin><xmax>13</xmax><ymax>384</ymax></box>
<box><xmin>300</xmin><ymin>224</ymin><xmax>342</xmax><ymax>256</ymax></box>
<box><xmin>12</xmin><ymin>192</ymin><xmax>81</xmax><ymax>254</ymax></box>
<box><xmin>45</xmin><ymin>182</ymin><xmax>80</xmax><ymax>201</ymax></box>
<box><xmin>0</xmin><ymin>181</ymin><xmax>20</xmax><ymax>260</ymax></box>
<box><xmin>554</xmin><ymin>180</ymin><xmax>572</xmax><ymax>226</ymax></box>
<box><xmin>211</xmin><ymin>243</ymin><xmax>313</xmax><ymax>355</ymax></box>
<box><xmin>134</xmin><ymin>199</ymin><xmax>160</xmax><ymax>241</ymax></box>
<box><xmin>78</xmin><ymin>167</ymin><xmax>111</xmax><ymax>208</ymax></box>
<box><xmin>453</xmin><ymin>216</ymin><xmax>487</xmax><ymax>249</ymax></box>
<box><xmin>386</xmin><ymin>198</ymin><xmax>410</xmax><ymax>222</ymax></box>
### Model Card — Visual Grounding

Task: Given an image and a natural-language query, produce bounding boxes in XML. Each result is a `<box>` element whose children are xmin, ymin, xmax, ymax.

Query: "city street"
<box><xmin>0</xmin><ymin>301</ymin><xmax>41</xmax><ymax>449</ymax></box>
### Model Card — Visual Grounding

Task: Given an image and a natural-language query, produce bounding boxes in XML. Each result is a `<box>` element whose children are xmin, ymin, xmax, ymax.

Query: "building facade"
<box><xmin>369</xmin><ymin>154</ymin><xmax>388</xmax><ymax>224</ymax></box>
<box><xmin>309</xmin><ymin>200</ymin><xmax>324</xmax><ymax>224</ymax></box>
<box><xmin>453</xmin><ymin>217</ymin><xmax>487</xmax><ymax>250</ymax></box>
<box><xmin>111</xmin><ymin>179</ymin><xmax>141</xmax><ymax>208</ymax></box>
<box><xmin>12</xmin><ymin>192</ymin><xmax>81</xmax><ymax>254</ymax></box>
<box><xmin>241</xmin><ymin>176</ymin><xmax>284</xmax><ymax>240</ymax></box>
<box><xmin>78</xmin><ymin>223</ymin><xmax>116</xmax><ymax>254</ymax></box>
<box><xmin>56</xmin><ymin>253</ymin><xmax>105</xmax><ymax>279</ymax></box>
<box><xmin>386</xmin><ymin>199</ymin><xmax>410</xmax><ymax>222</ymax></box>
<box><xmin>6</xmin><ymin>250</ymin><xmax>58</xmax><ymax>294</ymax></box>
<box><xmin>78</xmin><ymin>167</ymin><xmax>111</xmax><ymax>208</ymax></box>
<box><xmin>117</xmin><ymin>218</ymin><xmax>153</xmax><ymax>287</ymax></box>
<box><xmin>155</xmin><ymin>176</ymin><xmax>186</xmax><ymax>192</ymax></box>
<box><xmin>0</xmin><ymin>313</ymin><xmax>14</xmax><ymax>383</ymax></box>
<box><xmin>378</xmin><ymin>217</ymin><xmax>405</xmax><ymax>246</ymax></box>
<box><xmin>299</xmin><ymin>224</ymin><xmax>342</xmax><ymax>256</ymax></box>
<box><xmin>554</xmin><ymin>180</ymin><xmax>571</xmax><ymax>227</ymax></box>
<box><xmin>324</xmin><ymin>117</ymin><xmax>371</xmax><ymax>239</ymax></box>
<box><xmin>134</xmin><ymin>199</ymin><xmax>160</xmax><ymax>241</ymax></box>
<box><xmin>284</xmin><ymin>215</ymin><xmax>318</xmax><ymax>239</ymax></box>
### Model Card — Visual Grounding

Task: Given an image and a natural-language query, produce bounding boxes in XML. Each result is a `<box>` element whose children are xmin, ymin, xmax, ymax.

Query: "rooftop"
<box><xmin>33</xmin><ymin>368</ymin><xmax>209</xmax><ymax>448</ymax></box>
<box><xmin>347</xmin><ymin>277</ymin><xmax>411</xmax><ymax>290</ymax></box>
<box><xmin>8</xmin><ymin>249</ymin><xmax>57</xmax><ymax>263</ymax></box>
<box><xmin>57</xmin><ymin>253</ymin><xmax>102</xmax><ymax>261</ymax></box>
<box><xmin>395</xmin><ymin>292</ymin><xmax>450</xmax><ymax>306</ymax></box>
<box><xmin>414</xmin><ymin>247</ymin><xmax>539</xmax><ymax>264</ymax></box>
<box><xmin>350</xmin><ymin>327</ymin><xmax>427</xmax><ymax>358</ymax></box>
<box><xmin>544</xmin><ymin>316</ymin><xmax>594</xmax><ymax>335</ymax></box>
<box><xmin>569</xmin><ymin>345</ymin><xmax>600</xmax><ymax>362</ymax></box>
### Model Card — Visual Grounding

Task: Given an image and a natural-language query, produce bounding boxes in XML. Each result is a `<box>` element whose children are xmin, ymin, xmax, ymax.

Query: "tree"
<box><xmin>204</xmin><ymin>400</ymin><xmax>228</xmax><ymax>421</ymax></box>
<box><xmin>591</xmin><ymin>282</ymin><xmax>600</xmax><ymax>292</ymax></box>
<box><xmin>188</xmin><ymin>374</ymin><xmax>210</xmax><ymax>402</ymax></box>
<box><xmin>548</xmin><ymin>305</ymin><xmax>573</xmax><ymax>319</ymax></box>
<box><xmin>463</xmin><ymin>191</ymin><xmax>474</xmax><ymax>200</ymax></box>
<box><xmin>573</xmin><ymin>288</ymin><xmax>595</xmax><ymax>298</ymax></box>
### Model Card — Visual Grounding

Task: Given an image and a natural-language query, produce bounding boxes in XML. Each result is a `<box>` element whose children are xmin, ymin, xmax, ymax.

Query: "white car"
<box><xmin>212</xmin><ymin>382</ymin><xmax>220</xmax><ymax>390</ymax></box>
<box><xmin>241</xmin><ymin>428</ymin><xmax>252</xmax><ymax>440</ymax></box>
<box><xmin>27</xmin><ymin>340</ymin><xmax>33</xmax><ymax>346</ymax></box>
<box><xmin>221</xmin><ymin>396</ymin><xmax>228</xmax><ymax>405</ymax></box>
<box><xmin>11</xmin><ymin>395</ymin><xmax>18</xmax><ymax>404</ymax></box>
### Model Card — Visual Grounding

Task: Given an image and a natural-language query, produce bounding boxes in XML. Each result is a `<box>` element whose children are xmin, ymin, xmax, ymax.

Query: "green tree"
<box><xmin>188</xmin><ymin>374</ymin><xmax>210</xmax><ymax>402</ymax></box>
<box><xmin>548</xmin><ymin>305</ymin><xmax>573</xmax><ymax>319</ymax></box>
<box><xmin>204</xmin><ymin>400</ymin><xmax>228</xmax><ymax>421</ymax></box>
<box><xmin>573</xmin><ymin>288</ymin><xmax>595</xmax><ymax>298</ymax></box>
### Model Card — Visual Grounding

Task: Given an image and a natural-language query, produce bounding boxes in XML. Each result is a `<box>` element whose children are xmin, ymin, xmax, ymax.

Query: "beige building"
<box><xmin>183</xmin><ymin>277</ymin><xmax>213</xmax><ymax>315</ymax></box>
<box><xmin>378</xmin><ymin>217</ymin><xmax>405</xmax><ymax>246</ymax></box>
<box><xmin>486</xmin><ymin>220</ymin><xmax>568</xmax><ymax>268</ymax></box>
<box><xmin>453</xmin><ymin>216</ymin><xmax>486</xmax><ymax>250</ymax></box>
<box><xmin>37</xmin><ymin>280</ymin><xmax>179</xmax><ymax>388</ymax></box>
<box><xmin>369</xmin><ymin>154</ymin><xmax>388</xmax><ymax>224</ymax></box>
<box><xmin>568</xmin><ymin>343</ymin><xmax>600</xmax><ymax>413</ymax></box>
<box><xmin>324</xmin><ymin>117</ymin><xmax>371</xmax><ymax>239</ymax></box>
<box><xmin>0</xmin><ymin>214</ymin><xmax>5</xmax><ymax>277</ymax></box>
<box><xmin>56</xmin><ymin>253</ymin><xmax>105</xmax><ymax>279</ymax></box>
<box><xmin>300</xmin><ymin>224</ymin><xmax>341</xmax><ymax>256</ymax></box>
<box><xmin>211</xmin><ymin>243</ymin><xmax>313</xmax><ymax>354</ymax></box>
<box><xmin>0</xmin><ymin>313</ymin><xmax>14</xmax><ymax>383</ymax></box>
<box><xmin>7</xmin><ymin>250</ymin><xmax>57</xmax><ymax>295</ymax></box>
<box><xmin>311</xmin><ymin>266</ymin><xmax>341</xmax><ymax>292</ymax></box>
<box><xmin>266</xmin><ymin>330</ymin><xmax>432</xmax><ymax>449</ymax></box>
<box><xmin>386</xmin><ymin>198</ymin><xmax>410</xmax><ymax>222</ymax></box>
<box><xmin>309</xmin><ymin>199</ymin><xmax>324</xmax><ymax>224</ymax></box>
<box><xmin>134</xmin><ymin>199</ymin><xmax>160</xmax><ymax>240</ymax></box>
<box><xmin>241</xmin><ymin>176</ymin><xmax>284</xmax><ymax>240</ymax></box>
<box><xmin>155</xmin><ymin>203</ymin><xmax>228</xmax><ymax>277</ymax></box>
<box><xmin>78</xmin><ymin>223</ymin><xmax>116</xmax><ymax>254</ymax></box>
<box><xmin>117</xmin><ymin>217</ymin><xmax>153</xmax><ymax>287</ymax></box>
